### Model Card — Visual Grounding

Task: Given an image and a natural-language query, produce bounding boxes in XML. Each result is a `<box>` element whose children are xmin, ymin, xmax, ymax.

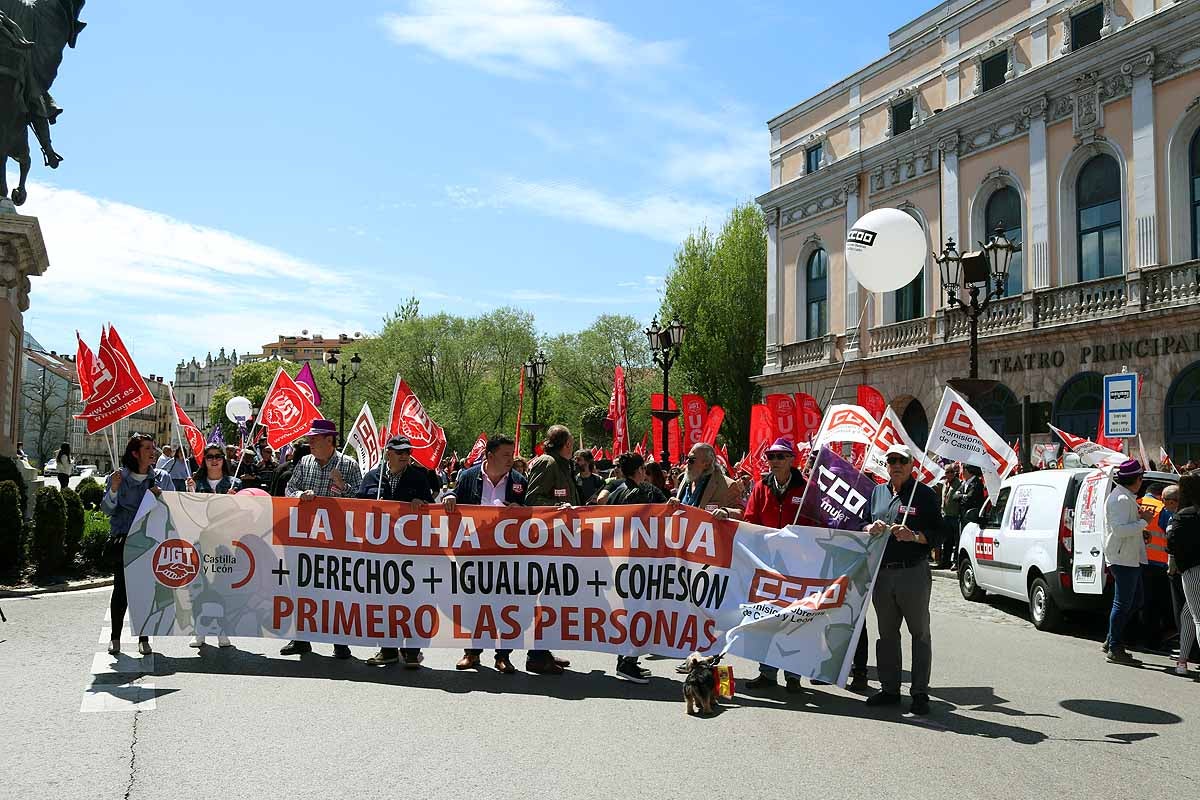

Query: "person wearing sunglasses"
<box><xmin>863</xmin><ymin>443</ymin><xmax>942</xmax><ymax>716</ymax></box>
<box><xmin>185</xmin><ymin>445</ymin><xmax>240</xmax><ymax>648</ymax></box>
<box><xmin>742</xmin><ymin>438</ymin><xmax>810</xmax><ymax>693</ymax></box>
<box><xmin>665</xmin><ymin>443</ymin><xmax>743</xmax><ymax>520</ymax></box>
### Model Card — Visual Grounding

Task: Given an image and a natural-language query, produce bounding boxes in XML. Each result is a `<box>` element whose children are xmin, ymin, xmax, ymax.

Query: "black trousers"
<box><xmin>853</xmin><ymin>620</ymin><xmax>869</xmax><ymax>676</ymax></box>
<box><xmin>1171</xmin><ymin>573</ymin><xmax>1200</xmax><ymax>662</ymax></box>
<box><xmin>377</xmin><ymin>647</ymin><xmax>421</xmax><ymax>659</ymax></box>
<box><xmin>57</xmin><ymin>474</ymin><xmax>69</xmax><ymax>490</ymax></box>
<box><xmin>108</xmin><ymin>551</ymin><xmax>146</xmax><ymax>642</ymax></box>
<box><xmin>464</xmin><ymin>648</ymin><xmax>552</xmax><ymax>660</ymax></box>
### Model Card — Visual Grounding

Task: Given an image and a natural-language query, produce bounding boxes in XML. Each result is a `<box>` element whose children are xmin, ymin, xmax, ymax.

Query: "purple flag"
<box><xmin>798</xmin><ymin>446</ymin><xmax>878</xmax><ymax>530</ymax></box>
<box><xmin>207</xmin><ymin>424</ymin><xmax>225</xmax><ymax>447</ymax></box>
<box><xmin>295</xmin><ymin>362</ymin><xmax>322</xmax><ymax>407</ymax></box>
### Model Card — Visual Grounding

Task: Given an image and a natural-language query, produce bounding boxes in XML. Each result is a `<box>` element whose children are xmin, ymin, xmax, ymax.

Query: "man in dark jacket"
<box><xmin>955</xmin><ymin>465</ymin><xmax>986</xmax><ymax>526</ymax></box>
<box><xmin>357</xmin><ymin>435</ymin><xmax>438</xmax><ymax>669</ymax></box>
<box><xmin>442</xmin><ymin>434</ymin><xmax>533</xmax><ymax>674</ymax></box>
<box><xmin>1166</xmin><ymin>473</ymin><xmax>1200</xmax><ymax>674</ymax></box>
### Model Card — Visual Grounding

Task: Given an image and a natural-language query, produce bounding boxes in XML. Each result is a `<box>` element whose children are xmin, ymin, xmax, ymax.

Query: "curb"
<box><xmin>0</xmin><ymin>577</ymin><xmax>114</xmax><ymax>598</ymax></box>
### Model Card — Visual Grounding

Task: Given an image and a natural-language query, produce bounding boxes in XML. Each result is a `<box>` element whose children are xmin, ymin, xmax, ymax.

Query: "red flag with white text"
<box><xmin>170</xmin><ymin>384</ymin><xmax>206</xmax><ymax>462</ymax></box>
<box><xmin>75</xmin><ymin>331</ymin><xmax>96</xmax><ymax>402</ymax></box>
<box><xmin>258</xmin><ymin>368</ymin><xmax>326</xmax><ymax>451</ymax></box>
<box><xmin>765</xmin><ymin>394</ymin><xmax>799</xmax><ymax>443</ymax></box>
<box><xmin>795</xmin><ymin>393</ymin><xmax>822</xmax><ymax>443</ymax></box>
<box><xmin>746</xmin><ymin>403</ymin><xmax>775</xmax><ymax>480</ymax></box>
<box><xmin>698</xmin><ymin>405</ymin><xmax>725</xmax><ymax>446</ymax></box>
<box><xmin>607</xmin><ymin>366</ymin><xmax>630</xmax><ymax>454</ymax></box>
<box><xmin>681</xmin><ymin>394</ymin><xmax>708</xmax><ymax>449</ymax></box>
<box><xmin>76</xmin><ymin>325</ymin><xmax>156</xmax><ymax>435</ymax></box>
<box><xmin>384</xmin><ymin>375</ymin><xmax>447</xmax><ymax>470</ymax></box>
<box><xmin>464</xmin><ymin>432</ymin><xmax>488</xmax><ymax>467</ymax></box>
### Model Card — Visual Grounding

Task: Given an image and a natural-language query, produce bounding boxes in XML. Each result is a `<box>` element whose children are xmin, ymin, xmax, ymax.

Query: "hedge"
<box><xmin>61</xmin><ymin>487</ymin><xmax>85</xmax><ymax>568</ymax></box>
<box><xmin>30</xmin><ymin>486</ymin><xmax>67</xmax><ymax>577</ymax></box>
<box><xmin>0</xmin><ymin>480</ymin><xmax>22</xmax><ymax>576</ymax></box>
<box><xmin>80</xmin><ymin>511</ymin><xmax>111</xmax><ymax>573</ymax></box>
<box><xmin>76</xmin><ymin>477</ymin><xmax>105</xmax><ymax>511</ymax></box>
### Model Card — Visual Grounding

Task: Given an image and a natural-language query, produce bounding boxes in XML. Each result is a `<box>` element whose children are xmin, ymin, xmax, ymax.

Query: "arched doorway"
<box><xmin>1054</xmin><ymin>372</ymin><xmax>1104</xmax><ymax>438</ymax></box>
<box><xmin>901</xmin><ymin>398</ymin><xmax>929</xmax><ymax>449</ymax></box>
<box><xmin>974</xmin><ymin>383</ymin><xmax>1018</xmax><ymax>438</ymax></box>
<box><xmin>1166</xmin><ymin>360</ymin><xmax>1200</xmax><ymax>465</ymax></box>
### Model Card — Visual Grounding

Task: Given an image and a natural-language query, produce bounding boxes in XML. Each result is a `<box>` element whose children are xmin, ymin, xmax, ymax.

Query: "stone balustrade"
<box><xmin>870</xmin><ymin>317</ymin><xmax>933</xmax><ymax>354</ymax></box>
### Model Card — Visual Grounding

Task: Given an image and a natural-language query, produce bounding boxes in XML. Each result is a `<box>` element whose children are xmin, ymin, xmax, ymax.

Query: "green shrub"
<box><xmin>30</xmin><ymin>486</ymin><xmax>67</xmax><ymax>577</ymax></box>
<box><xmin>0</xmin><ymin>455</ymin><xmax>29</xmax><ymax>518</ymax></box>
<box><xmin>61</xmin><ymin>488</ymin><xmax>85</xmax><ymax>569</ymax></box>
<box><xmin>76</xmin><ymin>477</ymin><xmax>105</xmax><ymax>511</ymax></box>
<box><xmin>0</xmin><ymin>480</ymin><xmax>22</xmax><ymax>576</ymax></box>
<box><xmin>80</xmin><ymin>510</ymin><xmax>111</xmax><ymax>573</ymax></box>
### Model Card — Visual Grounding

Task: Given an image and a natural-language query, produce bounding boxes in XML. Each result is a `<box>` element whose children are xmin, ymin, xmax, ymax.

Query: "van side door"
<box><xmin>973</xmin><ymin>487</ymin><xmax>1011</xmax><ymax>592</ymax></box>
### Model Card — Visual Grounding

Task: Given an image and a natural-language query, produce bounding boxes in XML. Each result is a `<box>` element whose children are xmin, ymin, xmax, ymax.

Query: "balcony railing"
<box><xmin>775</xmin><ymin>260</ymin><xmax>1200</xmax><ymax>372</ymax></box>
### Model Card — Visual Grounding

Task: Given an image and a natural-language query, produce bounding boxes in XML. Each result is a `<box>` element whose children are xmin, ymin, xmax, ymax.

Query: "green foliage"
<box><xmin>209</xmin><ymin>359</ymin><xmax>302</xmax><ymax>444</ymax></box>
<box><xmin>76</xmin><ymin>476</ymin><xmax>105</xmax><ymax>511</ymax></box>
<box><xmin>61</xmin><ymin>487</ymin><xmax>85</xmax><ymax>568</ymax></box>
<box><xmin>661</xmin><ymin>203</ymin><xmax>767</xmax><ymax>453</ymax></box>
<box><xmin>80</xmin><ymin>510</ymin><xmax>112</xmax><ymax>573</ymax></box>
<box><xmin>30</xmin><ymin>486</ymin><xmax>67</xmax><ymax>577</ymax></box>
<box><xmin>580</xmin><ymin>406</ymin><xmax>609</xmax><ymax>447</ymax></box>
<box><xmin>0</xmin><ymin>455</ymin><xmax>29</xmax><ymax>518</ymax></box>
<box><xmin>0</xmin><ymin>480</ymin><xmax>23</xmax><ymax>576</ymax></box>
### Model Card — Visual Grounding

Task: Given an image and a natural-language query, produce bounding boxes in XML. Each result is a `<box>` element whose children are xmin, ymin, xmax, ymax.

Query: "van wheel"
<box><xmin>959</xmin><ymin>557</ymin><xmax>985</xmax><ymax>601</ymax></box>
<box><xmin>1029</xmin><ymin>576</ymin><xmax>1063</xmax><ymax>632</ymax></box>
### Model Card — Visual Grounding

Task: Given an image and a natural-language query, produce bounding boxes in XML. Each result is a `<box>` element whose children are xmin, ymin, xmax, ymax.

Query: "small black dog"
<box><xmin>683</xmin><ymin>653</ymin><xmax>717</xmax><ymax>716</ymax></box>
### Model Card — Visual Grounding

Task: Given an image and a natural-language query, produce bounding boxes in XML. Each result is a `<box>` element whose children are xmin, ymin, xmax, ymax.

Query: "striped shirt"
<box><xmin>285</xmin><ymin>453</ymin><xmax>363</xmax><ymax>498</ymax></box>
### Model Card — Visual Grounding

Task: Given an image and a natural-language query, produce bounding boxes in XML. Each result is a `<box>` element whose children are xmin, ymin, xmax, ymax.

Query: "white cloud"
<box><xmin>445</xmin><ymin>178</ymin><xmax>724</xmax><ymax>243</ymax></box>
<box><xmin>381</xmin><ymin>0</ymin><xmax>680</xmax><ymax>79</ymax></box>
<box><xmin>20</xmin><ymin>183</ymin><xmax>376</xmax><ymax>375</ymax></box>
<box><xmin>661</xmin><ymin>126</ymin><xmax>767</xmax><ymax>196</ymax></box>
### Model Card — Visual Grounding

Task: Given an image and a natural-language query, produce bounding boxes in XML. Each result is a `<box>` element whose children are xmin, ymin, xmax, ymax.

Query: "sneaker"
<box><xmin>848</xmin><ymin>673</ymin><xmax>870</xmax><ymax>691</ymax></box>
<box><xmin>785</xmin><ymin>676</ymin><xmax>804</xmax><ymax>694</ymax></box>
<box><xmin>402</xmin><ymin>650</ymin><xmax>422</xmax><ymax>670</ymax></box>
<box><xmin>910</xmin><ymin>693</ymin><xmax>931</xmax><ymax>716</ymax></box>
<box><xmin>217</xmin><ymin>634</ymin><xmax>232</xmax><ymax>648</ymax></box>
<box><xmin>865</xmin><ymin>691</ymin><xmax>902</xmax><ymax>707</ymax></box>
<box><xmin>615</xmin><ymin>659</ymin><xmax>649</xmax><ymax>684</ymax></box>
<box><xmin>188</xmin><ymin>635</ymin><xmax>205</xmax><ymax>648</ymax></box>
<box><xmin>107</xmin><ymin>640</ymin><xmax>120</xmax><ymax>656</ymax></box>
<box><xmin>1101</xmin><ymin>640</ymin><xmax>1110</xmax><ymax>654</ymax></box>
<box><xmin>137</xmin><ymin>639</ymin><xmax>152</xmax><ymax>656</ymax></box>
<box><xmin>366</xmin><ymin>649</ymin><xmax>400</xmax><ymax>666</ymax></box>
<box><xmin>333</xmin><ymin>645</ymin><xmax>353</xmax><ymax>660</ymax></box>
<box><xmin>638</xmin><ymin>667</ymin><xmax>652</xmax><ymax>678</ymax></box>
<box><xmin>1174</xmin><ymin>663</ymin><xmax>1189</xmax><ymax>677</ymax></box>
<box><xmin>744</xmin><ymin>674</ymin><xmax>778</xmax><ymax>691</ymax></box>
<box><xmin>1106</xmin><ymin>647</ymin><xmax>1141</xmax><ymax>665</ymax></box>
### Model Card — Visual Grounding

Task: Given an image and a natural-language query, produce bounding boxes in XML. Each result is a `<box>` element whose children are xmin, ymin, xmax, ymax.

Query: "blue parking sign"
<box><xmin>1103</xmin><ymin>372</ymin><xmax>1138</xmax><ymax>438</ymax></box>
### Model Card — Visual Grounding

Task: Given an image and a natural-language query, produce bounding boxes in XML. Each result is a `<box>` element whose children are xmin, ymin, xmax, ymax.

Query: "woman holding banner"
<box><xmin>184</xmin><ymin>445</ymin><xmax>239</xmax><ymax>649</ymax></box>
<box><xmin>102</xmin><ymin>433</ymin><xmax>175</xmax><ymax>656</ymax></box>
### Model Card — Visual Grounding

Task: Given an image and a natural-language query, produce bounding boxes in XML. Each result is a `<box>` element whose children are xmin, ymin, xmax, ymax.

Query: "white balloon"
<box><xmin>225</xmin><ymin>395</ymin><xmax>253</xmax><ymax>423</ymax></box>
<box><xmin>845</xmin><ymin>208</ymin><xmax>928</xmax><ymax>293</ymax></box>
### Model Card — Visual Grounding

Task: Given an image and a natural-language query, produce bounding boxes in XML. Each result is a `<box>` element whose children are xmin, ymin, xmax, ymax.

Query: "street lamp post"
<box><xmin>521</xmin><ymin>351</ymin><xmax>548</xmax><ymax>456</ymax></box>
<box><xmin>935</xmin><ymin>223</ymin><xmax>1020</xmax><ymax>399</ymax></box>
<box><xmin>645</xmin><ymin>317</ymin><xmax>686</xmax><ymax>466</ymax></box>
<box><xmin>325</xmin><ymin>351</ymin><xmax>362</xmax><ymax>447</ymax></box>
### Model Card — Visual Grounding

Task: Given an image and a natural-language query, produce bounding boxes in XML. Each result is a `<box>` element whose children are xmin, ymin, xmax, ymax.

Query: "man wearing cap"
<box><xmin>743</xmin><ymin>437</ymin><xmax>810</xmax><ymax>693</ymax></box>
<box><xmin>357</xmin><ymin>435</ymin><xmax>438</xmax><ymax>668</ymax></box>
<box><xmin>863</xmin><ymin>443</ymin><xmax>942</xmax><ymax>715</ymax></box>
<box><xmin>1102</xmin><ymin>458</ymin><xmax>1156</xmax><ymax>665</ymax></box>
<box><xmin>280</xmin><ymin>418</ymin><xmax>364</xmax><ymax>659</ymax></box>
<box><xmin>441</xmin><ymin>434</ymin><xmax>534</xmax><ymax>675</ymax></box>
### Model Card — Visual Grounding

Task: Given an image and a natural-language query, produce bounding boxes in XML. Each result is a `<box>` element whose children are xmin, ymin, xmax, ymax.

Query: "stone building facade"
<box><xmin>755</xmin><ymin>0</ymin><xmax>1200</xmax><ymax>463</ymax></box>
<box><xmin>173</xmin><ymin>348</ymin><xmax>239</xmax><ymax>432</ymax></box>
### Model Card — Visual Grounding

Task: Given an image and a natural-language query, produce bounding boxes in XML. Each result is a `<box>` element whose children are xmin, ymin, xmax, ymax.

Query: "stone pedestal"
<box><xmin>0</xmin><ymin>211</ymin><xmax>49</xmax><ymax>459</ymax></box>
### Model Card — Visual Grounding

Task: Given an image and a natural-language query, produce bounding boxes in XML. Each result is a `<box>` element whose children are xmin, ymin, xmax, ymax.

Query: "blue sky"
<box><xmin>19</xmin><ymin>0</ymin><xmax>920</xmax><ymax>377</ymax></box>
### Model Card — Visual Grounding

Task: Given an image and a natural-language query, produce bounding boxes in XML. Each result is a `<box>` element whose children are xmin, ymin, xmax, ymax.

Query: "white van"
<box><xmin>956</xmin><ymin>468</ymin><xmax>1176</xmax><ymax>631</ymax></box>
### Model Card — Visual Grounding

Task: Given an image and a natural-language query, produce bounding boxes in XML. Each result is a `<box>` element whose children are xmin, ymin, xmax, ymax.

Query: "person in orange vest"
<box><xmin>1138</xmin><ymin>487</ymin><xmax>1176</xmax><ymax>653</ymax></box>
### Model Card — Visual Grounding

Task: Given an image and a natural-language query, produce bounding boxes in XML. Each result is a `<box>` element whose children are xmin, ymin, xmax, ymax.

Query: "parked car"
<box><xmin>956</xmin><ymin>468</ymin><xmax>1177</xmax><ymax>631</ymax></box>
<box><xmin>42</xmin><ymin>460</ymin><xmax>56</xmax><ymax>476</ymax></box>
<box><xmin>74</xmin><ymin>464</ymin><xmax>98</xmax><ymax>479</ymax></box>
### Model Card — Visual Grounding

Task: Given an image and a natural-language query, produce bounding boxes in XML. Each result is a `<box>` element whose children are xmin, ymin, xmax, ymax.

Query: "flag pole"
<box><xmin>234</xmin><ymin>367</ymin><xmax>280</xmax><ymax>482</ymax></box>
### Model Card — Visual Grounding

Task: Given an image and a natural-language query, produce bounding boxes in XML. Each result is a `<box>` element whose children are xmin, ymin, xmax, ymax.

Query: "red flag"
<box><xmin>607</xmin><ymin>366</ymin><xmax>630</xmax><ymax>454</ymax></box>
<box><xmin>681</xmin><ymin>394</ymin><xmax>708</xmax><ymax>448</ymax></box>
<box><xmin>765</xmin><ymin>394</ymin><xmax>798</xmax><ymax>442</ymax></box>
<box><xmin>75</xmin><ymin>331</ymin><xmax>96</xmax><ymax>402</ymax></box>
<box><xmin>746</xmin><ymin>403</ymin><xmax>775</xmax><ymax>480</ymax></box>
<box><xmin>464</xmin><ymin>432</ymin><xmax>488</xmax><ymax>467</ymax></box>
<box><xmin>1095</xmin><ymin>415</ymin><xmax>1124</xmax><ymax>453</ymax></box>
<box><xmin>634</xmin><ymin>431</ymin><xmax>648</xmax><ymax>457</ymax></box>
<box><xmin>258</xmin><ymin>368</ymin><xmax>325</xmax><ymax>451</ymax></box>
<box><xmin>591</xmin><ymin>446</ymin><xmax>602</xmax><ymax>461</ymax></box>
<box><xmin>170</xmin><ymin>384</ymin><xmax>206</xmax><ymax>462</ymax></box>
<box><xmin>795</xmin><ymin>392</ymin><xmax>822</xmax><ymax>442</ymax></box>
<box><xmin>698</xmin><ymin>406</ymin><xmax>725</xmax><ymax>446</ymax></box>
<box><xmin>853</xmin><ymin>385</ymin><xmax>888</xmax><ymax>467</ymax></box>
<box><xmin>716</xmin><ymin>443</ymin><xmax>733</xmax><ymax>475</ymax></box>
<box><xmin>76</xmin><ymin>325</ymin><xmax>156</xmax><ymax>435</ymax></box>
<box><xmin>514</xmin><ymin>367</ymin><xmax>525</xmax><ymax>458</ymax></box>
<box><xmin>650</xmin><ymin>395</ymin><xmax>682</xmax><ymax>464</ymax></box>
<box><xmin>384</xmin><ymin>375</ymin><xmax>447</xmax><ymax>470</ymax></box>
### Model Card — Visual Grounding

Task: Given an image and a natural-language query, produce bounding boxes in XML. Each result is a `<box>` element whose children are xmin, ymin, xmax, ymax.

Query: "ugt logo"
<box><xmin>264</xmin><ymin>389</ymin><xmax>303</xmax><ymax>429</ymax></box>
<box><xmin>815</xmin><ymin>465</ymin><xmax>868</xmax><ymax>515</ymax></box>
<box><xmin>152</xmin><ymin>539</ymin><xmax>200</xmax><ymax>588</ymax></box>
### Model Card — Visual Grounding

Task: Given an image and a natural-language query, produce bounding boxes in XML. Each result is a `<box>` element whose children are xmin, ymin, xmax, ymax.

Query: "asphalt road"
<box><xmin>2</xmin><ymin>572</ymin><xmax>1196</xmax><ymax>800</ymax></box>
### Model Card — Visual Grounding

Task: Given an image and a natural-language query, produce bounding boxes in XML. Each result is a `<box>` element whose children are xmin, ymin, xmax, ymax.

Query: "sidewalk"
<box><xmin>0</xmin><ymin>576</ymin><xmax>113</xmax><ymax>598</ymax></box>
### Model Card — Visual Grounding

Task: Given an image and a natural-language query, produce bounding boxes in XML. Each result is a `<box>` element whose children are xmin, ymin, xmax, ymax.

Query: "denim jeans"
<box><xmin>1106</xmin><ymin>564</ymin><xmax>1145</xmax><ymax>650</ymax></box>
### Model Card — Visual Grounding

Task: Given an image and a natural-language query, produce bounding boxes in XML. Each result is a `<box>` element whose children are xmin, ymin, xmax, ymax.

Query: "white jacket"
<box><xmin>1103</xmin><ymin>484</ymin><xmax>1147</xmax><ymax>568</ymax></box>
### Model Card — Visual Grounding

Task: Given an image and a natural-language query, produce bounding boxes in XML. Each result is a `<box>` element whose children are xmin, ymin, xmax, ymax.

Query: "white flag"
<box><xmin>813</xmin><ymin>404</ymin><xmax>878</xmax><ymax>449</ymax></box>
<box><xmin>1049</xmin><ymin>424</ymin><xmax>1125</xmax><ymax>468</ymax></box>
<box><xmin>927</xmin><ymin>387</ymin><xmax>1017</xmax><ymax>497</ymax></box>
<box><xmin>862</xmin><ymin>406</ymin><xmax>945</xmax><ymax>486</ymax></box>
<box><xmin>346</xmin><ymin>402</ymin><xmax>382</xmax><ymax>473</ymax></box>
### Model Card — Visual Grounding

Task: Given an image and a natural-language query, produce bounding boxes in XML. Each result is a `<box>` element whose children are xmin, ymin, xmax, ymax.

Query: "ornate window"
<box><xmin>1076</xmin><ymin>154</ymin><xmax>1122</xmax><ymax>281</ymax></box>
<box><xmin>895</xmin><ymin>271</ymin><xmax>923</xmax><ymax>322</ymax></box>
<box><xmin>806</xmin><ymin>143</ymin><xmax>823</xmax><ymax>175</ymax></box>
<box><xmin>981</xmin><ymin>52</ymin><xmax>1007</xmax><ymax>93</ymax></box>
<box><xmin>806</xmin><ymin>248</ymin><xmax>828</xmax><ymax>339</ymax></box>
<box><xmin>1053</xmin><ymin>371</ymin><xmax>1103</xmax><ymax>438</ymax></box>
<box><xmin>1166</xmin><ymin>360</ymin><xmax>1200</xmax><ymax>465</ymax></box>
<box><xmin>972</xmin><ymin>37</ymin><xmax>1024</xmax><ymax>96</ymax></box>
<box><xmin>1060</xmin><ymin>0</ymin><xmax>1126</xmax><ymax>55</ymax></box>
<box><xmin>891</xmin><ymin>99</ymin><xmax>914</xmax><ymax>135</ymax></box>
<box><xmin>985</xmin><ymin>187</ymin><xmax>1023</xmax><ymax>294</ymax></box>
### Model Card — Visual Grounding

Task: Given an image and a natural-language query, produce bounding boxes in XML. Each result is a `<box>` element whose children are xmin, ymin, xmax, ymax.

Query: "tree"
<box><xmin>660</xmin><ymin>203</ymin><xmax>767</xmax><ymax>453</ymax></box>
<box><xmin>21</xmin><ymin>362</ymin><xmax>73</xmax><ymax>464</ymax></box>
<box><xmin>208</xmin><ymin>359</ymin><xmax>300</xmax><ymax>444</ymax></box>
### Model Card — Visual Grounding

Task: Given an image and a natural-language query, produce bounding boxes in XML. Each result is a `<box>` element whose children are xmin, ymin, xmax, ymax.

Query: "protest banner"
<box><xmin>1049</xmin><ymin>424</ymin><xmax>1125</xmax><ymax>468</ymax></box>
<box><xmin>798</xmin><ymin>446</ymin><xmax>878</xmax><ymax>530</ymax></box>
<box><xmin>813</xmin><ymin>404</ymin><xmax>877</xmax><ymax>449</ymax></box>
<box><xmin>384</xmin><ymin>375</ymin><xmax>447</xmax><ymax>470</ymax></box>
<box><xmin>765</xmin><ymin>394</ymin><xmax>798</xmax><ymax>442</ymax></box>
<box><xmin>608</xmin><ymin>367</ymin><xmax>630</xmax><ymax>454</ymax></box>
<box><xmin>862</xmin><ymin>406</ymin><xmax>944</xmax><ymax>486</ymax></box>
<box><xmin>681</xmin><ymin>394</ymin><xmax>708</xmax><ymax>448</ymax></box>
<box><xmin>123</xmin><ymin>494</ymin><xmax>887</xmax><ymax>684</ymax></box>
<box><xmin>76</xmin><ymin>325</ymin><xmax>156</xmax><ymax>435</ymax></box>
<box><xmin>345</xmin><ymin>402</ymin><xmax>382</xmax><ymax>473</ymax></box>
<box><xmin>928</xmin><ymin>387</ymin><xmax>1016</xmax><ymax>497</ymax></box>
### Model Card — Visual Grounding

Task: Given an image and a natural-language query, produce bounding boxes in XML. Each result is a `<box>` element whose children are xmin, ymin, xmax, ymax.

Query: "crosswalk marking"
<box><xmin>80</xmin><ymin>682</ymin><xmax>158</xmax><ymax>713</ymax></box>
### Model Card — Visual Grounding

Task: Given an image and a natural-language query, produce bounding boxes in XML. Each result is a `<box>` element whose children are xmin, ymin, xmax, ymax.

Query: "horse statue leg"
<box><xmin>11</xmin><ymin>127</ymin><xmax>30</xmax><ymax>205</ymax></box>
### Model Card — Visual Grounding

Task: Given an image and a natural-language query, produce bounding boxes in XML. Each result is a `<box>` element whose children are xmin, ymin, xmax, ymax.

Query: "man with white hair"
<box><xmin>666</xmin><ymin>442</ymin><xmax>743</xmax><ymax>520</ymax></box>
